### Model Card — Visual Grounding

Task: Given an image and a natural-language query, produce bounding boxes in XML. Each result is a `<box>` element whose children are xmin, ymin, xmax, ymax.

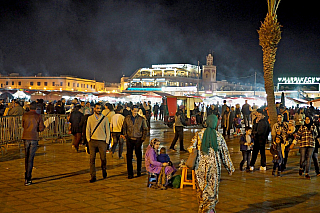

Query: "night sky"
<box><xmin>0</xmin><ymin>0</ymin><xmax>319</xmax><ymax>84</ymax></box>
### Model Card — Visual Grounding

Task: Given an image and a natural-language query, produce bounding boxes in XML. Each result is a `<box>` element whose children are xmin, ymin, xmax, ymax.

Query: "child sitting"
<box><xmin>270</xmin><ymin>135</ymin><xmax>284</xmax><ymax>177</ymax></box>
<box><xmin>157</xmin><ymin>147</ymin><xmax>172</xmax><ymax>166</ymax></box>
<box><xmin>239</xmin><ymin>127</ymin><xmax>254</xmax><ymax>172</ymax></box>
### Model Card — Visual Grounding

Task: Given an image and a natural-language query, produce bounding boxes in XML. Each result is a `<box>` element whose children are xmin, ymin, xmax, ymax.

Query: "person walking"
<box><xmin>221</xmin><ymin>106</ymin><xmax>234</xmax><ymax>137</ymax></box>
<box><xmin>110</xmin><ymin>109</ymin><xmax>125</xmax><ymax>159</ymax></box>
<box><xmin>69</xmin><ymin>105</ymin><xmax>84</xmax><ymax>152</ymax></box>
<box><xmin>86</xmin><ymin>103</ymin><xmax>110</xmax><ymax>183</ymax></box>
<box><xmin>242</xmin><ymin>100</ymin><xmax>251</xmax><ymax>127</ymax></box>
<box><xmin>169</xmin><ymin>109</ymin><xmax>187</xmax><ymax>152</ymax></box>
<box><xmin>291</xmin><ymin>116</ymin><xmax>318</xmax><ymax>179</ymax></box>
<box><xmin>193</xmin><ymin>114</ymin><xmax>234</xmax><ymax>212</ymax></box>
<box><xmin>250</xmin><ymin>109</ymin><xmax>270</xmax><ymax>171</ymax></box>
<box><xmin>153</xmin><ymin>102</ymin><xmax>159</xmax><ymax>120</ymax></box>
<box><xmin>22</xmin><ymin>102</ymin><xmax>45</xmax><ymax>186</ymax></box>
<box><xmin>122</xmin><ymin>105</ymin><xmax>148</xmax><ymax>179</ymax></box>
<box><xmin>159</xmin><ymin>103</ymin><xmax>164</xmax><ymax>120</ymax></box>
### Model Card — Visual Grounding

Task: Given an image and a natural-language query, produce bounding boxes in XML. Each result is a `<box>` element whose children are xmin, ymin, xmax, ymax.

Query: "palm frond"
<box><xmin>267</xmin><ymin>0</ymin><xmax>281</xmax><ymax>15</ymax></box>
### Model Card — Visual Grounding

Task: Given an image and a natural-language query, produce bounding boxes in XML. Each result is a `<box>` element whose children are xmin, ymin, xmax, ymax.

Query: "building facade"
<box><xmin>122</xmin><ymin>64</ymin><xmax>201</xmax><ymax>95</ymax></box>
<box><xmin>0</xmin><ymin>74</ymin><xmax>105</xmax><ymax>93</ymax></box>
<box><xmin>121</xmin><ymin>54</ymin><xmax>257</xmax><ymax>96</ymax></box>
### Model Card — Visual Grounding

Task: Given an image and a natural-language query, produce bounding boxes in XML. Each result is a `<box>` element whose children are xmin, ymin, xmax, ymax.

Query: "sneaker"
<box><xmin>170</xmin><ymin>148</ymin><xmax>176</xmax><ymax>152</ymax></box>
<box><xmin>305</xmin><ymin>174</ymin><xmax>311</xmax><ymax>180</ymax></box>
<box><xmin>250</xmin><ymin>166</ymin><xmax>254</xmax><ymax>171</ymax></box>
<box><xmin>260</xmin><ymin>166</ymin><xmax>266</xmax><ymax>171</ymax></box>
<box><xmin>119</xmin><ymin>156</ymin><xmax>124</xmax><ymax>159</ymax></box>
<box><xmin>24</xmin><ymin>180</ymin><xmax>32</xmax><ymax>186</ymax></box>
<box><xmin>277</xmin><ymin>171</ymin><xmax>281</xmax><ymax>177</ymax></box>
<box><xmin>128</xmin><ymin>175</ymin><xmax>134</xmax><ymax>179</ymax></box>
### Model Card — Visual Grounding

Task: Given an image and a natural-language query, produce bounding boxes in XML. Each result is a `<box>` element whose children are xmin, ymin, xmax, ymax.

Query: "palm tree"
<box><xmin>258</xmin><ymin>0</ymin><xmax>281</xmax><ymax>127</ymax></box>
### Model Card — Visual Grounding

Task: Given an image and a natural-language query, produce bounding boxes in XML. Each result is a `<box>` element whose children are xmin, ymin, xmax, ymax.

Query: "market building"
<box><xmin>0</xmin><ymin>73</ymin><xmax>105</xmax><ymax>93</ymax></box>
<box><xmin>121</xmin><ymin>54</ymin><xmax>258</xmax><ymax>96</ymax></box>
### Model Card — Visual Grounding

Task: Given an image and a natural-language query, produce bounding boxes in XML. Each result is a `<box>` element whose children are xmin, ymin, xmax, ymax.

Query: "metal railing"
<box><xmin>0</xmin><ymin>114</ymin><xmax>72</xmax><ymax>153</ymax></box>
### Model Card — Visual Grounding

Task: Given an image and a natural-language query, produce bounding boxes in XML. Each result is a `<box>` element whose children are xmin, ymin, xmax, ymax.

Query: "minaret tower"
<box><xmin>202</xmin><ymin>53</ymin><xmax>217</xmax><ymax>91</ymax></box>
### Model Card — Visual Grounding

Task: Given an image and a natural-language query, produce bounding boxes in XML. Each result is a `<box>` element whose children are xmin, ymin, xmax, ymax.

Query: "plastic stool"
<box><xmin>180</xmin><ymin>167</ymin><xmax>196</xmax><ymax>189</ymax></box>
<box><xmin>147</xmin><ymin>172</ymin><xmax>158</xmax><ymax>187</ymax></box>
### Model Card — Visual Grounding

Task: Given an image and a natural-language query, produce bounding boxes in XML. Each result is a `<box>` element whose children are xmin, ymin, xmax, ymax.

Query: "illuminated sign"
<box><xmin>278</xmin><ymin>77</ymin><xmax>320</xmax><ymax>84</ymax></box>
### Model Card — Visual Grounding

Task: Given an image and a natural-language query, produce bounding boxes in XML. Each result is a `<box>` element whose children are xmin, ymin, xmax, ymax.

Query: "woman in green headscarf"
<box><xmin>193</xmin><ymin>114</ymin><xmax>234</xmax><ymax>213</ymax></box>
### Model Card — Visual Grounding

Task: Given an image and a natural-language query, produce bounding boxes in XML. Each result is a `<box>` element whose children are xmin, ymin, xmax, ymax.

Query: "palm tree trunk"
<box><xmin>258</xmin><ymin>13</ymin><xmax>281</xmax><ymax>127</ymax></box>
<box><xmin>262</xmin><ymin>46</ymin><xmax>277</xmax><ymax>127</ymax></box>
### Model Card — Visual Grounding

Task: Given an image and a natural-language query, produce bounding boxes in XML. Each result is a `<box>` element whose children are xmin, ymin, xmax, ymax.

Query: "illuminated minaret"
<box><xmin>202</xmin><ymin>53</ymin><xmax>217</xmax><ymax>91</ymax></box>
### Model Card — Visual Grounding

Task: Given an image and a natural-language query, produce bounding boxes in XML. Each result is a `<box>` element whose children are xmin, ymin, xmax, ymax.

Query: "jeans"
<box><xmin>250</xmin><ymin>144</ymin><xmax>266</xmax><ymax>167</ymax></box>
<box><xmin>243</xmin><ymin>114</ymin><xmax>250</xmax><ymax>127</ymax></box>
<box><xmin>312</xmin><ymin>152</ymin><xmax>320</xmax><ymax>174</ymax></box>
<box><xmin>299</xmin><ymin>147</ymin><xmax>314</xmax><ymax>174</ymax></box>
<box><xmin>89</xmin><ymin>140</ymin><xmax>107</xmax><ymax>178</ymax></box>
<box><xmin>24</xmin><ymin>140</ymin><xmax>38</xmax><ymax>181</ymax></box>
<box><xmin>240</xmin><ymin>150</ymin><xmax>252</xmax><ymax>169</ymax></box>
<box><xmin>111</xmin><ymin>132</ymin><xmax>123</xmax><ymax>158</ymax></box>
<box><xmin>170</xmin><ymin>126</ymin><xmax>184</xmax><ymax>150</ymax></box>
<box><xmin>126</xmin><ymin>138</ymin><xmax>143</xmax><ymax>177</ymax></box>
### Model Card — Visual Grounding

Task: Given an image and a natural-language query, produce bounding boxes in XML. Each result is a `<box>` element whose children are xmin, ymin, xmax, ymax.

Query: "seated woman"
<box><xmin>145</xmin><ymin>138</ymin><xmax>176</xmax><ymax>189</ymax></box>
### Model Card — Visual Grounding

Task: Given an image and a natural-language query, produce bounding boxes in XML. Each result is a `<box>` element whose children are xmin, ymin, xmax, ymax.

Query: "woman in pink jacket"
<box><xmin>145</xmin><ymin>139</ymin><xmax>176</xmax><ymax>188</ymax></box>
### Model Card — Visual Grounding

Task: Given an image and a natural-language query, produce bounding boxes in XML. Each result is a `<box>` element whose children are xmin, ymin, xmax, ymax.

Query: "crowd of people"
<box><xmin>8</xmin><ymin>96</ymin><xmax>319</xmax><ymax>212</ymax></box>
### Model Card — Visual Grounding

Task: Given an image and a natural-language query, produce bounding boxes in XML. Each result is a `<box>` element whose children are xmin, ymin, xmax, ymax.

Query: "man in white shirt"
<box><xmin>110</xmin><ymin>109</ymin><xmax>125</xmax><ymax>159</ymax></box>
<box><xmin>86</xmin><ymin>103</ymin><xmax>110</xmax><ymax>183</ymax></box>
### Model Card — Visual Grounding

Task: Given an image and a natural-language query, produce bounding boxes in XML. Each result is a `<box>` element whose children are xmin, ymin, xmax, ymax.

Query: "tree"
<box><xmin>258</xmin><ymin>0</ymin><xmax>281</xmax><ymax>127</ymax></box>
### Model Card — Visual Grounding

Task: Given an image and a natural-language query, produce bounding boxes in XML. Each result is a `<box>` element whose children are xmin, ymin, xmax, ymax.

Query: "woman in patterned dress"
<box><xmin>192</xmin><ymin>114</ymin><xmax>235</xmax><ymax>213</ymax></box>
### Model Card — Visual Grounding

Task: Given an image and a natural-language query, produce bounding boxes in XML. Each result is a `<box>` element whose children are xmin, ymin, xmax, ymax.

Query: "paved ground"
<box><xmin>1</xmin><ymin>119</ymin><xmax>320</xmax><ymax>213</ymax></box>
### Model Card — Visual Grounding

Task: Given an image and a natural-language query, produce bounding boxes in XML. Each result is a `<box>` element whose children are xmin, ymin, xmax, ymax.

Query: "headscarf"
<box><xmin>150</xmin><ymin>138</ymin><xmax>160</xmax><ymax>148</ymax></box>
<box><xmin>304</xmin><ymin>115</ymin><xmax>313</xmax><ymax>130</ymax></box>
<box><xmin>201</xmin><ymin>114</ymin><xmax>218</xmax><ymax>154</ymax></box>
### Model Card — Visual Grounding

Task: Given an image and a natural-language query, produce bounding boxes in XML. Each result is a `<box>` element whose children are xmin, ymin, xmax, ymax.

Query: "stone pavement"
<box><xmin>1</xmin><ymin>119</ymin><xmax>320</xmax><ymax>213</ymax></box>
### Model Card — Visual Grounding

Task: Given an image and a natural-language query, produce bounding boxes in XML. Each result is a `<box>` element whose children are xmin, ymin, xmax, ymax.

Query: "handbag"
<box><xmin>186</xmin><ymin>148</ymin><xmax>198</xmax><ymax>169</ymax></box>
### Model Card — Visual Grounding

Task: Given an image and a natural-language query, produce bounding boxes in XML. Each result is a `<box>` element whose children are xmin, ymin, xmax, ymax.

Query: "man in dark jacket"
<box><xmin>249</xmin><ymin>109</ymin><xmax>269</xmax><ymax>171</ymax></box>
<box><xmin>242</xmin><ymin>100</ymin><xmax>251</xmax><ymax>127</ymax></box>
<box><xmin>122</xmin><ymin>105</ymin><xmax>148</xmax><ymax>179</ymax></box>
<box><xmin>69</xmin><ymin>105</ymin><xmax>84</xmax><ymax>152</ymax></box>
<box><xmin>22</xmin><ymin>102</ymin><xmax>45</xmax><ymax>186</ymax></box>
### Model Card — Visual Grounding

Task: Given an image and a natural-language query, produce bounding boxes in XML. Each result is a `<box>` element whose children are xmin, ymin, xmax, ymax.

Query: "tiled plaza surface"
<box><xmin>1</xmin><ymin>120</ymin><xmax>320</xmax><ymax>213</ymax></box>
